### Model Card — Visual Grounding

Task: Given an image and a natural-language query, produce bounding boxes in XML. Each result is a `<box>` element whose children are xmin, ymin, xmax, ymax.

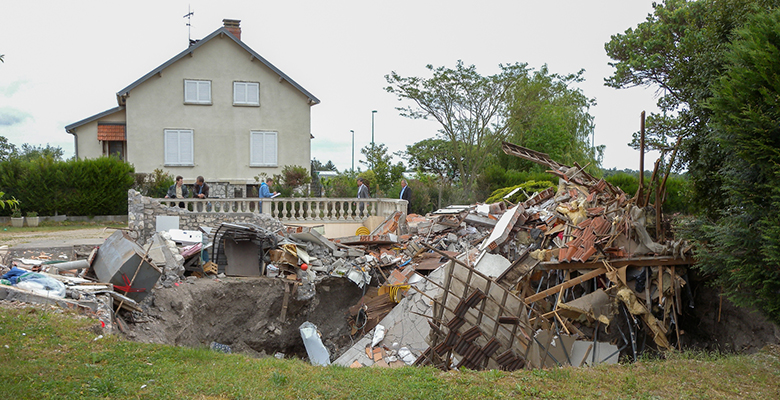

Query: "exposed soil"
<box><xmin>124</xmin><ymin>276</ymin><xmax>365</xmax><ymax>359</ymax></box>
<box><xmin>679</xmin><ymin>273</ymin><xmax>780</xmax><ymax>353</ymax></box>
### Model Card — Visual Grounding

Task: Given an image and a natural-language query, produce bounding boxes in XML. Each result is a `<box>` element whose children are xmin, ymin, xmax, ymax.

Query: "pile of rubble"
<box><xmin>335</xmin><ymin>142</ymin><xmax>694</xmax><ymax>370</ymax></box>
<box><xmin>0</xmin><ymin>142</ymin><xmax>696</xmax><ymax>371</ymax></box>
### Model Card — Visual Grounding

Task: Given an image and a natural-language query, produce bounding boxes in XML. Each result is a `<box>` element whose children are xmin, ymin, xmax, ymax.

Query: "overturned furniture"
<box><xmin>91</xmin><ymin>230</ymin><xmax>161</xmax><ymax>303</ymax></box>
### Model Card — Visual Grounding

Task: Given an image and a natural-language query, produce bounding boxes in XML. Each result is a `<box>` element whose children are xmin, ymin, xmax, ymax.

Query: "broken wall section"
<box><xmin>127</xmin><ymin>189</ymin><xmax>283</xmax><ymax>245</ymax></box>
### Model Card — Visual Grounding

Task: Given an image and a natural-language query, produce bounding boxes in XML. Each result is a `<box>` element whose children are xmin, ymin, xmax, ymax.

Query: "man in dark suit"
<box><xmin>399</xmin><ymin>179</ymin><xmax>411</xmax><ymax>214</ymax></box>
<box><xmin>357</xmin><ymin>177</ymin><xmax>370</xmax><ymax>216</ymax></box>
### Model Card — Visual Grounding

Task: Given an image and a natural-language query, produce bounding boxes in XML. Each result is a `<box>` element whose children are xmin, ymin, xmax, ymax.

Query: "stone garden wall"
<box><xmin>127</xmin><ymin>189</ymin><xmax>283</xmax><ymax>245</ymax></box>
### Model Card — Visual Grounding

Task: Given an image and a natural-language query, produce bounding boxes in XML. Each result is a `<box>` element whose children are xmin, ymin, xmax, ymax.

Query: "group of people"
<box><xmin>164</xmin><ymin>176</ymin><xmax>279</xmax><ymax>208</ymax></box>
<box><xmin>164</xmin><ymin>175</ymin><xmax>210</xmax><ymax>208</ymax></box>
<box><xmin>357</xmin><ymin>177</ymin><xmax>411</xmax><ymax>214</ymax></box>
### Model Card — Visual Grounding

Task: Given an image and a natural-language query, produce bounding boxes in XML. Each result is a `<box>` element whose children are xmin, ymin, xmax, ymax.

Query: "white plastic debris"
<box><xmin>299</xmin><ymin>321</ymin><xmax>331</xmax><ymax>366</ymax></box>
<box><xmin>398</xmin><ymin>347</ymin><xmax>416</xmax><ymax>365</ymax></box>
<box><xmin>371</xmin><ymin>325</ymin><xmax>386</xmax><ymax>348</ymax></box>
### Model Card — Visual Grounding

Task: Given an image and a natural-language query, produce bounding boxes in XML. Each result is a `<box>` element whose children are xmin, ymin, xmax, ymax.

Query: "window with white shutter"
<box><xmin>250</xmin><ymin>131</ymin><xmax>277</xmax><ymax>166</ymax></box>
<box><xmin>234</xmin><ymin>82</ymin><xmax>260</xmax><ymax>106</ymax></box>
<box><xmin>164</xmin><ymin>129</ymin><xmax>194</xmax><ymax>166</ymax></box>
<box><xmin>184</xmin><ymin>80</ymin><xmax>211</xmax><ymax>104</ymax></box>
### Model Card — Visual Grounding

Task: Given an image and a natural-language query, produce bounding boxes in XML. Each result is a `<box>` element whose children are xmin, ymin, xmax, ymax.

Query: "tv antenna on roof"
<box><xmin>183</xmin><ymin>6</ymin><xmax>195</xmax><ymax>45</ymax></box>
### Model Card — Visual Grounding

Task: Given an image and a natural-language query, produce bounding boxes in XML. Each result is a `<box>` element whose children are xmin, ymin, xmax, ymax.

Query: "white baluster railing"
<box><xmin>156</xmin><ymin>197</ymin><xmax>407</xmax><ymax>223</ymax></box>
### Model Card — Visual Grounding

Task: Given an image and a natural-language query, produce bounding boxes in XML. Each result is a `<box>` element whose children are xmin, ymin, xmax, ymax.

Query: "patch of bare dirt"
<box><xmin>124</xmin><ymin>276</ymin><xmax>364</xmax><ymax>359</ymax></box>
<box><xmin>679</xmin><ymin>273</ymin><xmax>780</xmax><ymax>353</ymax></box>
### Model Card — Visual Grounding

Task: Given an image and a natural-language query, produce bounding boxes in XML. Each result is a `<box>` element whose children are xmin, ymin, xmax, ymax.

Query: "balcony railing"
<box><xmin>156</xmin><ymin>197</ymin><xmax>407</xmax><ymax>223</ymax></box>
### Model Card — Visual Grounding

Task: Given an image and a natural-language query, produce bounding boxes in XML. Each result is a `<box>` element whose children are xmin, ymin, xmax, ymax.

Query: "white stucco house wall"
<box><xmin>65</xmin><ymin>19</ymin><xmax>319</xmax><ymax>197</ymax></box>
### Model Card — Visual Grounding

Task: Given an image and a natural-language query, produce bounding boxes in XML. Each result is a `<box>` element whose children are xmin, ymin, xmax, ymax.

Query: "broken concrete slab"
<box><xmin>570</xmin><ymin>340</ymin><xmax>619</xmax><ymax>366</ymax></box>
<box><xmin>0</xmin><ymin>284</ymin><xmax>96</xmax><ymax>313</ymax></box>
<box><xmin>334</xmin><ymin>336</ymin><xmax>374</xmax><ymax>367</ymax></box>
<box><xmin>474</xmin><ymin>252</ymin><xmax>512</xmax><ymax>279</ymax></box>
<box><xmin>290</xmin><ymin>230</ymin><xmax>338</xmax><ymax>254</ymax></box>
<box><xmin>479</xmin><ymin>204</ymin><xmax>523</xmax><ymax>251</ymax></box>
<box><xmin>528</xmin><ymin>330</ymin><xmax>577</xmax><ymax>368</ymax></box>
<box><xmin>464</xmin><ymin>213</ymin><xmax>497</xmax><ymax>229</ymax></box>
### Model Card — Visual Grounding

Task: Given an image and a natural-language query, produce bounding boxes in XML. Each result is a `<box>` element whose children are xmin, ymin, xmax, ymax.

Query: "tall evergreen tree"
<box><xmin>694</xmin><ymin>9</ymin><xmax>780</xmax><ymax>323</ymax></box>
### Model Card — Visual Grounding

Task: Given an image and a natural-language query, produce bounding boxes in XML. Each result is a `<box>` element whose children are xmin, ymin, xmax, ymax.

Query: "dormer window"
<box><xmin>234</xmin><ymin>81</ymin><xmax>260</xmax><ymax>106</ymax></box>
<box><xmin>184</xmin><ymin>80</ymin><xmax>211</xmax><ymax>105</ymax></box>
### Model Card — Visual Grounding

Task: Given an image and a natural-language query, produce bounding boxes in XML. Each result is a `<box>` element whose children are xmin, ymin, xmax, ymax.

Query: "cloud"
<box><xmin>0</xmin><ymin>107</ymin><xmax>31</xmax><ymax>127</ymax></box>
<box><xmin>0</xmin><ymin>80</ymin><xmax>28</xmax><ymax>97</ymax></box>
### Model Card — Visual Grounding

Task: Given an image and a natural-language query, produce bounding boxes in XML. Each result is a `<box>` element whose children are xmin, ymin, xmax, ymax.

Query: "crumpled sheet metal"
<box><xmin>557</xmin><ymin>289</ymin><xmax>613</xmax><ymax>325</ymax></box>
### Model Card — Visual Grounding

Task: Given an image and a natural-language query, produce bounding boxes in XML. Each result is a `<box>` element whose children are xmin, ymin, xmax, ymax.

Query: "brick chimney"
<box><xmin>223</xmin><ymin>19</ymin><xmax>241</xmax><ymax>40</ymax></box>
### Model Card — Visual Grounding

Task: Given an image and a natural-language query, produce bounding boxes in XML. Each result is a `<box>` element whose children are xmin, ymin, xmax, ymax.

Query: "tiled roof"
<box><xmin>98</xmin><ymin>124</ymin><xmax>126</xmax><ymax>141</ymax></box>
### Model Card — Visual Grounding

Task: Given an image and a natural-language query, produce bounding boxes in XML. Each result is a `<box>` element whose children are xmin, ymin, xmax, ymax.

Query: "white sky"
<box><xmin>0</xmin><ymin>1</ymin><xmax>661</xmax><ymax>172</ymax></box>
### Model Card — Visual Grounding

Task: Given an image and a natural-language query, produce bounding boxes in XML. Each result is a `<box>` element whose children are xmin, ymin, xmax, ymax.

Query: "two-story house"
<box><xmin>65</xmin><ymin>19</ymin><xmax>320</xmax><ymax>198</ymax></box>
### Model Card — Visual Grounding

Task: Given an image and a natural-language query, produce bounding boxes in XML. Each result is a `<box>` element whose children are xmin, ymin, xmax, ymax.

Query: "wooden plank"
<box><xmin>539</xmin><ymin>256</ymin><xmax>693</xmax><ymax>270</ymax></box>
<box><xmin>524</xmin><ymin>267</ymin><xmax>607</xmax><ymax>304</ymax></box>
<box><xmin>279</xmin><ymin>283</ymin><xmax>291</xmax><ymax>321</ymax></box>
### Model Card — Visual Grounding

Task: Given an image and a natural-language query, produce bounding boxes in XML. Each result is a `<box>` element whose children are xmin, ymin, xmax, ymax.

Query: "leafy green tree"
<box><xmin>0</xmin><ymin>137</ymin><xmax>17</xmax><ymax>161</ymax></box>
<box><xmin>360</xmin><ymin>143</ymin><xmax>405</xmax><ymax>197</ymax></box>
<box><xmin>403</xmin><ymin>138</ymin><xmax>460</xmax><ymax>207</ymax></box>
<box><xmin>311</xmin><ymin>158</ymin><xmax>337</xmax><ymax>172</ymax></box>
<box><xmin>688</xmin><ymin>9</ymin><xmax>780</xmax><ymax>324</ymax></box>
<box><xmin>386</xmin><ymin>61</ymin><xmax>530</xmax><ymax>202</ymax></box>
<box><xmin>16</xmin><ymin>144</ymin><xmax>64</xmax><ymax>161</ymax></box>
<box><xmin>605</xmin><ymin>0</ymin><xmax>780</xmax><ymax>212</ymax></box>
<box><xmin>500</xmin><ymin>65</ymin><xmax>603</xmax><ymax>173</ymax></box>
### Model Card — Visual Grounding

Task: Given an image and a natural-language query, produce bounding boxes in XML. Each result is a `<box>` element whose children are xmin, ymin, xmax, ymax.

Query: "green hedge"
<box><xmin>605</xmin><ymin>172</ymin><xmax>694</xmax><ymax>215</ymax></box>
<box><xmin>485</xmin><ymin>180</ymin><xmax>556</xmax><ymax>204</ymax></box>
<box><xmin>0</xmin><ymin>157</ymin><xmax>135</xmax><ymax>216</ymax></box>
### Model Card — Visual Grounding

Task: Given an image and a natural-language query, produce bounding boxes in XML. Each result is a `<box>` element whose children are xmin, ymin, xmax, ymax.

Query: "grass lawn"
<box><xmin>0</xmin><ymin>306</ymin><xmax>778</xmax><ymax>399</ymax></box>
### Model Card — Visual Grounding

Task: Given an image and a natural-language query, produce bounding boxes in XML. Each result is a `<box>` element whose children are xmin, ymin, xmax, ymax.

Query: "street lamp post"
<box><xmin>350</xmin><ymin>130</ymin><xmax>355</xmax><ymax>171</ymax></box>
<box><xmin>371</xmin><ymin>110</ymin><xmax>377</xmax><ymax>170</ymax></box>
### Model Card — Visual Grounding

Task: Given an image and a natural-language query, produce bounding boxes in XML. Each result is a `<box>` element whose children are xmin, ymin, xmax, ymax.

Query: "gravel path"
<box><xmin>0</xmin><ymin>227</ymin><xmax>115</xmax><ymax>248</ymax></box>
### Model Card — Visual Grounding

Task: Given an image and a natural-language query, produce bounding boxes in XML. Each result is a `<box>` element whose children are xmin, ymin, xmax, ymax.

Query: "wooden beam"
<box><xmin>525</xmin><ymin>267</ymin><xmax>606</xmax><ymax>304</ymax></box>
<box><xmin>539</xmin><ymin>256</ymin><xmax>693</xmax><ymax>270</ymax></box>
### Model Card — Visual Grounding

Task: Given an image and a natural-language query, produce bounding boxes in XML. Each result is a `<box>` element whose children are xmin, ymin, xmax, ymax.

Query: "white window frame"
<box><xmin>250</xmin><ymin>131</ymin><xmax>277</xmax><ymax>167</ymax></box>
<box><xmin>184</xmin><ymin>79</ymin><xmax>212</xmax><ymax>105</ymax></box>
<box><xmin>164</xmin><ymin>129</ymin><xmax>194</xmax><ymax>166</ymax></box>
<box><xmin>233</xmin><ymin>81</ymin><xmax>260</xmax><ymax>106</ymax></box>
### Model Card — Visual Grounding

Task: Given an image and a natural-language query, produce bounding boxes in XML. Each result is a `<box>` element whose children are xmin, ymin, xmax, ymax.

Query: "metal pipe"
<box><xmin>48</xmin><ymin>260</ymin><xmax>90</xmax><ymax>270</ymax></box>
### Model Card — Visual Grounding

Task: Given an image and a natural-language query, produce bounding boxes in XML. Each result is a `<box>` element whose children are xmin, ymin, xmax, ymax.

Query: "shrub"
<box><xmin>0</xmin><ymin>156</ymin><xmax>134</xmax><ymax>216</ymax></box>
<box><xmin>480</xmin><ymin>165</ymin><xmax>556</xmax><ymax>199</ymax></box>
<box><xmin>132</xmin><ymin>168</ymin><xmax>174</xmax><ymax>198</ymax></box>
<box><xmin>485</xmin><ymin>180</ymin><xmax>556</xmax><ymax>204</ymax></box>
<box><xmin>605</xmin><ymin>172</ymin><xmax>639</xmax><ymax>198</ymax></box>
<box><xmin>277</xmin><ymin>165</ymin><xmax>312</xmax><ymax>197</ymax></box>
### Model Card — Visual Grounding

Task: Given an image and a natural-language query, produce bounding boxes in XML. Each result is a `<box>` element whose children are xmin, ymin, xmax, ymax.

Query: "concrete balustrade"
<box><xmin>156</xmin><ymin>197</ymin><xmax>408</xmax><ymax>223</ymax></box>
